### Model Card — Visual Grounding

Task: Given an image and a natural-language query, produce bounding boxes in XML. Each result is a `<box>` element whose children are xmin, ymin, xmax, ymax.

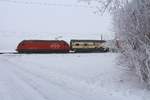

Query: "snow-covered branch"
<box><xmin>81</xmin><ymin>0</ymin><xmax>150</xmax><ymax>87</ymax></box>
<box><xmin>114</xmin><ymin>0</ymin><xmax>150</xmax><ymax>86</ymax></box>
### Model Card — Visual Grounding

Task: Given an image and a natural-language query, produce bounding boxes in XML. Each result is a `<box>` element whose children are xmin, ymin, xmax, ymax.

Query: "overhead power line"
<box><xmin>0</xmin><ymin>30</ymin><xmax>104</xmax><ymax>36</ymax></box>
<box><xmin>0</xmin><ymin>0</ymin><xmax>95</xmax><ymax>8</ymax></box>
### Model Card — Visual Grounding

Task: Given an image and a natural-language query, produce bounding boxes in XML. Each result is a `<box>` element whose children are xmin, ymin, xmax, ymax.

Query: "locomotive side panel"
<box><xmin>16</xmin><ymin>40</ymin><xmax>70</xmax><ymax>53</ymax></box>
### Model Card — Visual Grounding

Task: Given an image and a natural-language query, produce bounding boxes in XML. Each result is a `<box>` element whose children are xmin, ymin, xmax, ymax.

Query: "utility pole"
<box><xmin>101</xmin><ymin>34</ymin><xmax>103</xmax><ymax>40</ymax></box>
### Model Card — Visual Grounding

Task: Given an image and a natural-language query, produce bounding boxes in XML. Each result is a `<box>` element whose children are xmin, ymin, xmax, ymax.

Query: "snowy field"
<box><xmin>0</xmin><ymin>0</ymin><xmax>149</xmax><ymax>99</ymax></box>
<box><xmin>0</xmin><ymin>53</ymin><xmax>149</xmax><ymax>100</ymax></box>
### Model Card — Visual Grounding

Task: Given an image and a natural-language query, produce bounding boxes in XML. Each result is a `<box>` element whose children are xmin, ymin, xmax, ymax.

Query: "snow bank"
<box><xmin>0</xmin><ymin>53</ymin><xmax>149</xmax><ymax>100</ymax></box>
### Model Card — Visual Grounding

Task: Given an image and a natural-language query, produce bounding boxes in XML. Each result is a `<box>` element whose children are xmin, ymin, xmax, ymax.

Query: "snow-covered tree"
<box><xmin>81</xmin><ymin>0</ymin><xmax>150</xmax><ymax>87</ymax></box>
<box><xmin>114</xmin><ymin>0</ymin><xmax>150</xmax><ymax>86</ymax></box>
<box><xmin>79</xmin><ymin>0</ymin><xmax>129</xmax><ymax>13</ymax></box>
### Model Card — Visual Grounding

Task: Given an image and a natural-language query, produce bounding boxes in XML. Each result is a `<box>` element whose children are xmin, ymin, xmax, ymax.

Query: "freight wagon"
<box><xmin>70</xmin><ymin>40</ymin><xmax>109</xmax><ymax>52</ymax></box>
<box><xmin>16</xmin><ymin>40</ymin><xmax>70</xmax><ymax>53</ymax></box>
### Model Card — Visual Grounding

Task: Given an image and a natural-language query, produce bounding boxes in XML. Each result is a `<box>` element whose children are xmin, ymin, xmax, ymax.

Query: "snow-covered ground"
<box><xmin>0</xmin><ymin>0</ymin><xmax>149</xmax><ymax>99</ymax></box>
<box><xmin>0</xmin><ymin>53</ymin><xmax>149</xmax><ymax>100</ymax></box>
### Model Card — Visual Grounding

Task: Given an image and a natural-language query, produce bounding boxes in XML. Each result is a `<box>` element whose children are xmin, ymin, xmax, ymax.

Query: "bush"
<box><xmin>114</xmin><ymin>0</ymin><xmax>150</xmax><ymax>86</ymax></box>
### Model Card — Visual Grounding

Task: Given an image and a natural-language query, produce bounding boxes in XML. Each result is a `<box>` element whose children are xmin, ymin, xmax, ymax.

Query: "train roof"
<box><xmin>21</xmin><ymin>40</ymin><xmax>66</xmax><ymax>42</ymax></box>
<box><xmin>70</xmin><ymin>39</ymin><xmax>106</xmax><ymax>43</ymax></box>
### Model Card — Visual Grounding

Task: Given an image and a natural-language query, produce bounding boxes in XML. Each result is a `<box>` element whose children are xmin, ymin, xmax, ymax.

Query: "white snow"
<box><xmin>0</xmin><ymin>53</ymin><xmax>149</xmax><ymax>100</ymax></box>
<box><xmin>0</xmin><ymin>0</ymin><xmax>149</xmax><ymax>99</ymax></box>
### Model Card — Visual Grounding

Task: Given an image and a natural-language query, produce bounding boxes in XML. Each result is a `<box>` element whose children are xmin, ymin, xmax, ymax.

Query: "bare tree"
<box><xmin>79</xmin><ymin>0</ymin><xmax>129</xmax><ymax>13</ymax></box>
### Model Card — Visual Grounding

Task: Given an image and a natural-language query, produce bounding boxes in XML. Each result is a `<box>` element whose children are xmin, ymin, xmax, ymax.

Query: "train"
<box><xmin>70</xmin><ymin>40</ymin><xmax>109</xmax><ymax>52</ymax></box>
<box><xmin>16</xmin><ymin>40</ymin><xmax>70</xmax><ymax>53</ymax></box>
<box><xmin>16</xmin><ymin>39</ymin><xmax>109</xmax><ymax>53</ymax></box>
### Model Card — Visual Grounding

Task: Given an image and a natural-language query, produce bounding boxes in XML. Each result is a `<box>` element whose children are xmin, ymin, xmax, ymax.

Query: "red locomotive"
<box><xmin>16</xmin><ymin>40</ymin><xmax>70</xmax><ymax>53</ymax></box>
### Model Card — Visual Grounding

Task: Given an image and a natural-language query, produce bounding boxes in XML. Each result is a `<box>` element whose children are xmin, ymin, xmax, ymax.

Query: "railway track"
<box><xmin>0</xmin><ymin>52</ymin><xmax>18</xmax><ymax>54</ymax></box>
<box><xmin>0</xmin><ymin>51</ymin><xmax>108</xmax><ymax>55</ymax></box>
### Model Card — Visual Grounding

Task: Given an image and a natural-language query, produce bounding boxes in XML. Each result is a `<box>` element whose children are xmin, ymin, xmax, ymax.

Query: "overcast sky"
<box><xmin>0</xmin><ymin>0</ymin><xmax>113</xmax><ymax>36</ymax></box>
